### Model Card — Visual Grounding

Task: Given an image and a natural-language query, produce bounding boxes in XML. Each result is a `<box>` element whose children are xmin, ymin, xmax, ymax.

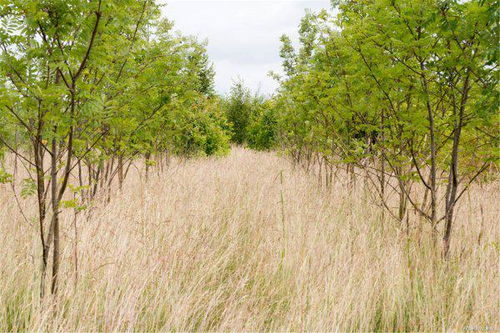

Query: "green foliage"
<box><xmin>166</xmin><ymin>95</ymin><xmax>231</xmax><ymax>157</ymax></box>
<box><xmin>224</xmin><ymin>80</ymin><xmax>255</xmax><ymax>144</ymax></box>
<box><xmin>0</xmin><ymin>0</ymin><xmax>229</xmax><ymax>179</ymax></box>
<box><xmin>20</xmin><ymin>179</ymin><xmax>36</xmax><ymax>199</ymax></box>
<box><xmin>223</xmin><ymin>80</ymin><xmax>278</xmax><ymax>150</ymax></box>
<box><xmin>60</xmin><ymin>199</ymin><xmax>86</xmax><ymax>212</ymax></box>
<box><xmin>274</xmin><ymin>0</ymin><xmax>498</xmax><ymax>225</ymax></box>
<box><xmin>247</xmin><ymin>99</ymin><xmax>278</xmax><ymax>151</ymax></box>
<box><xmin>0</xmin><ymin>169</ymin><xmax>12</xmax><ymax>184</ymax></box>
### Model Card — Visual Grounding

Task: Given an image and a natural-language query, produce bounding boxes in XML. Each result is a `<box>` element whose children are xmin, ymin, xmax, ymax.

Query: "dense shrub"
<box><xmin>247</xmin><ymin>100</ymin><xmax>278</xmax><ymax>151</ymax></box>
<box><xmin>167</xmin><ymin>96</ymin><xmax>231</xmax><ymax>157</ymax></box>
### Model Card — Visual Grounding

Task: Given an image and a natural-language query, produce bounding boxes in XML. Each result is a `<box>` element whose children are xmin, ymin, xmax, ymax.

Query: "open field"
<box><xmin>0</xmin><ymin>148</ymin><xmax>498</xmax><ymax>331</ymax></box>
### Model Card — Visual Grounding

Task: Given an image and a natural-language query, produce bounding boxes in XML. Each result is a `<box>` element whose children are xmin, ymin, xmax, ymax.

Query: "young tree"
<box><xmin>224</xmin><ymin>80</ymin><xmax>254</xmax><ymax>144</ymax></box>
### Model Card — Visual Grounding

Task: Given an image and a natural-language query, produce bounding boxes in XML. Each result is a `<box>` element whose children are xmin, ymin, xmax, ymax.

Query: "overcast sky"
<box><xmin>161</xmin><ymin>0</ymin><xmax>331</xmax><ymax>96</ymax></box>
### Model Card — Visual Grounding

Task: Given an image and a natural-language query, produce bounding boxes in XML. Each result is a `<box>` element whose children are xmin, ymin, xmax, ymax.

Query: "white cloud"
<box><xmin>161</xmin><ymin>0</ymin><xmax>331</xmax><ymax>95</ymax></box>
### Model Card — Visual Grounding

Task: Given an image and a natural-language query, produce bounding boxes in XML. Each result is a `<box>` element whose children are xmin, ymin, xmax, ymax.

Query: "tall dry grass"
<box><xmin>0</xmin><ymin>148</ymin><xmax>498</xmax><ymax>331</ymax></box>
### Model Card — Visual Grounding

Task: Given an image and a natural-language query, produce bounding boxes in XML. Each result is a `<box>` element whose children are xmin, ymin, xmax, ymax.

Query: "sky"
<box><xmin>161</xmin><ymin>0</ymin><xmax>332</xmax><ymax>96</ymax></box>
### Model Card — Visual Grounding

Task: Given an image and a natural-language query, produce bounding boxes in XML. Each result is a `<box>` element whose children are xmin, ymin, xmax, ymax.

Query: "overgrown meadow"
<box><xmin>0</xmin><ymin>0</ymin><xmax>498</xmax><ymax>331</ymax></box>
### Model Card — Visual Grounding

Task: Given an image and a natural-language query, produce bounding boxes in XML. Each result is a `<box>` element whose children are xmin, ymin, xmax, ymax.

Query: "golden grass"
<box><xmin>0</xmin><ymin>148</ymin><xmax>498</xmax><ymax>331</ymax></box>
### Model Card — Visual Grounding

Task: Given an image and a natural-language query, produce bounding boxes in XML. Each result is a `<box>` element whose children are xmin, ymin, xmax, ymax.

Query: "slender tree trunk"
<box><xmin>78</xmin><ymin>160</ymin><xmax>83</xmax><ymax>188</ymax></box>
<box><xmin>380</xmin><ymin>110</ymin><xmax>386</xmax><ymax>218</ymax></box>
<box><xmin>443</xmin><ymin>74</ymin><xmax>470</xmax><ymax>258</ymax></box>
<box><xmin>50</xmin><ymin>136</ymin><xmax>60</xmax><ymax>295</ymax></box>
<box><xmin>145</xmin><ymin>152</ymin><xmax>151</xmax><ymax>181</ymax></box>
<box><xmin>33</xmin><ymin>139</ymin><xmax>48</xmax><ymax>297</ymax></box>
<box><xmin>118</xmin><ymin>154</ymin><xmax>124</xmax><ymax>190</ymax></box>
<box><xmin>425</xmin><ymin>87</ymin><xmax>437</xmax><ymax>228</ymax></box>
<box><xmin>93</xmin><ymin>160</ymin><xmax>103</xmax><ymax>198</ymax></box>
<box><xmin>398</xmin><ymin>182</ymin><xmax>407</xmax><ymax>222</ymax></box>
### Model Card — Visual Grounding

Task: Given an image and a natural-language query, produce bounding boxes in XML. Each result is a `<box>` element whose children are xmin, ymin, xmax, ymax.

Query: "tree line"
<box><xmin>0</xmin><ymin>0</ymin><xmax>234</xmax><ymax>296</ymax></box>
<box><xmin>269</xmin><ymin>0</ymin><xmax>498</xmax><ymax>257</ymax></box>
<box><xmin>217</xmin><ymin>0</ymin><xmax>499</xmax><ymax>258</ymax></box>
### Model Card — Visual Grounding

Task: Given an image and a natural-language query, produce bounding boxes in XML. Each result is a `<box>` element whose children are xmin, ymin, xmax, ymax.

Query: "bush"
<box><xmin>168</xmin><ymin>96</ymin><xmax>231</xmax><ymax>157</ymax></box>
<box><xmin>247</xmin><ymin>100</ymin><xmax>277</xmax><ymax>151</ymax></box>
<box><xmin>224</xmin><ymin>81</ymin><xmax>254</xmax><ymax>144</ymax></box>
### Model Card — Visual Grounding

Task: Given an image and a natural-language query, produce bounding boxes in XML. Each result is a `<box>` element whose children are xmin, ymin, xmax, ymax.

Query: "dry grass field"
<box><xmin>0</xmin><ymin>148</ymin><xmax>498</xmax><ymax>331</ymax></box>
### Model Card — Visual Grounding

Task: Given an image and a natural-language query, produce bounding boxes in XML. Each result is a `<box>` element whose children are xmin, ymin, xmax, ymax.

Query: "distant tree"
<box><xmin>247</xmin><ymin>99</ymin><xmax>278</xmax><ymax>151</ymax></box>
<box><xmin>224</xmin><ymin>80</ymin><xmax>254</xmax><ymax>144</ymax></box>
